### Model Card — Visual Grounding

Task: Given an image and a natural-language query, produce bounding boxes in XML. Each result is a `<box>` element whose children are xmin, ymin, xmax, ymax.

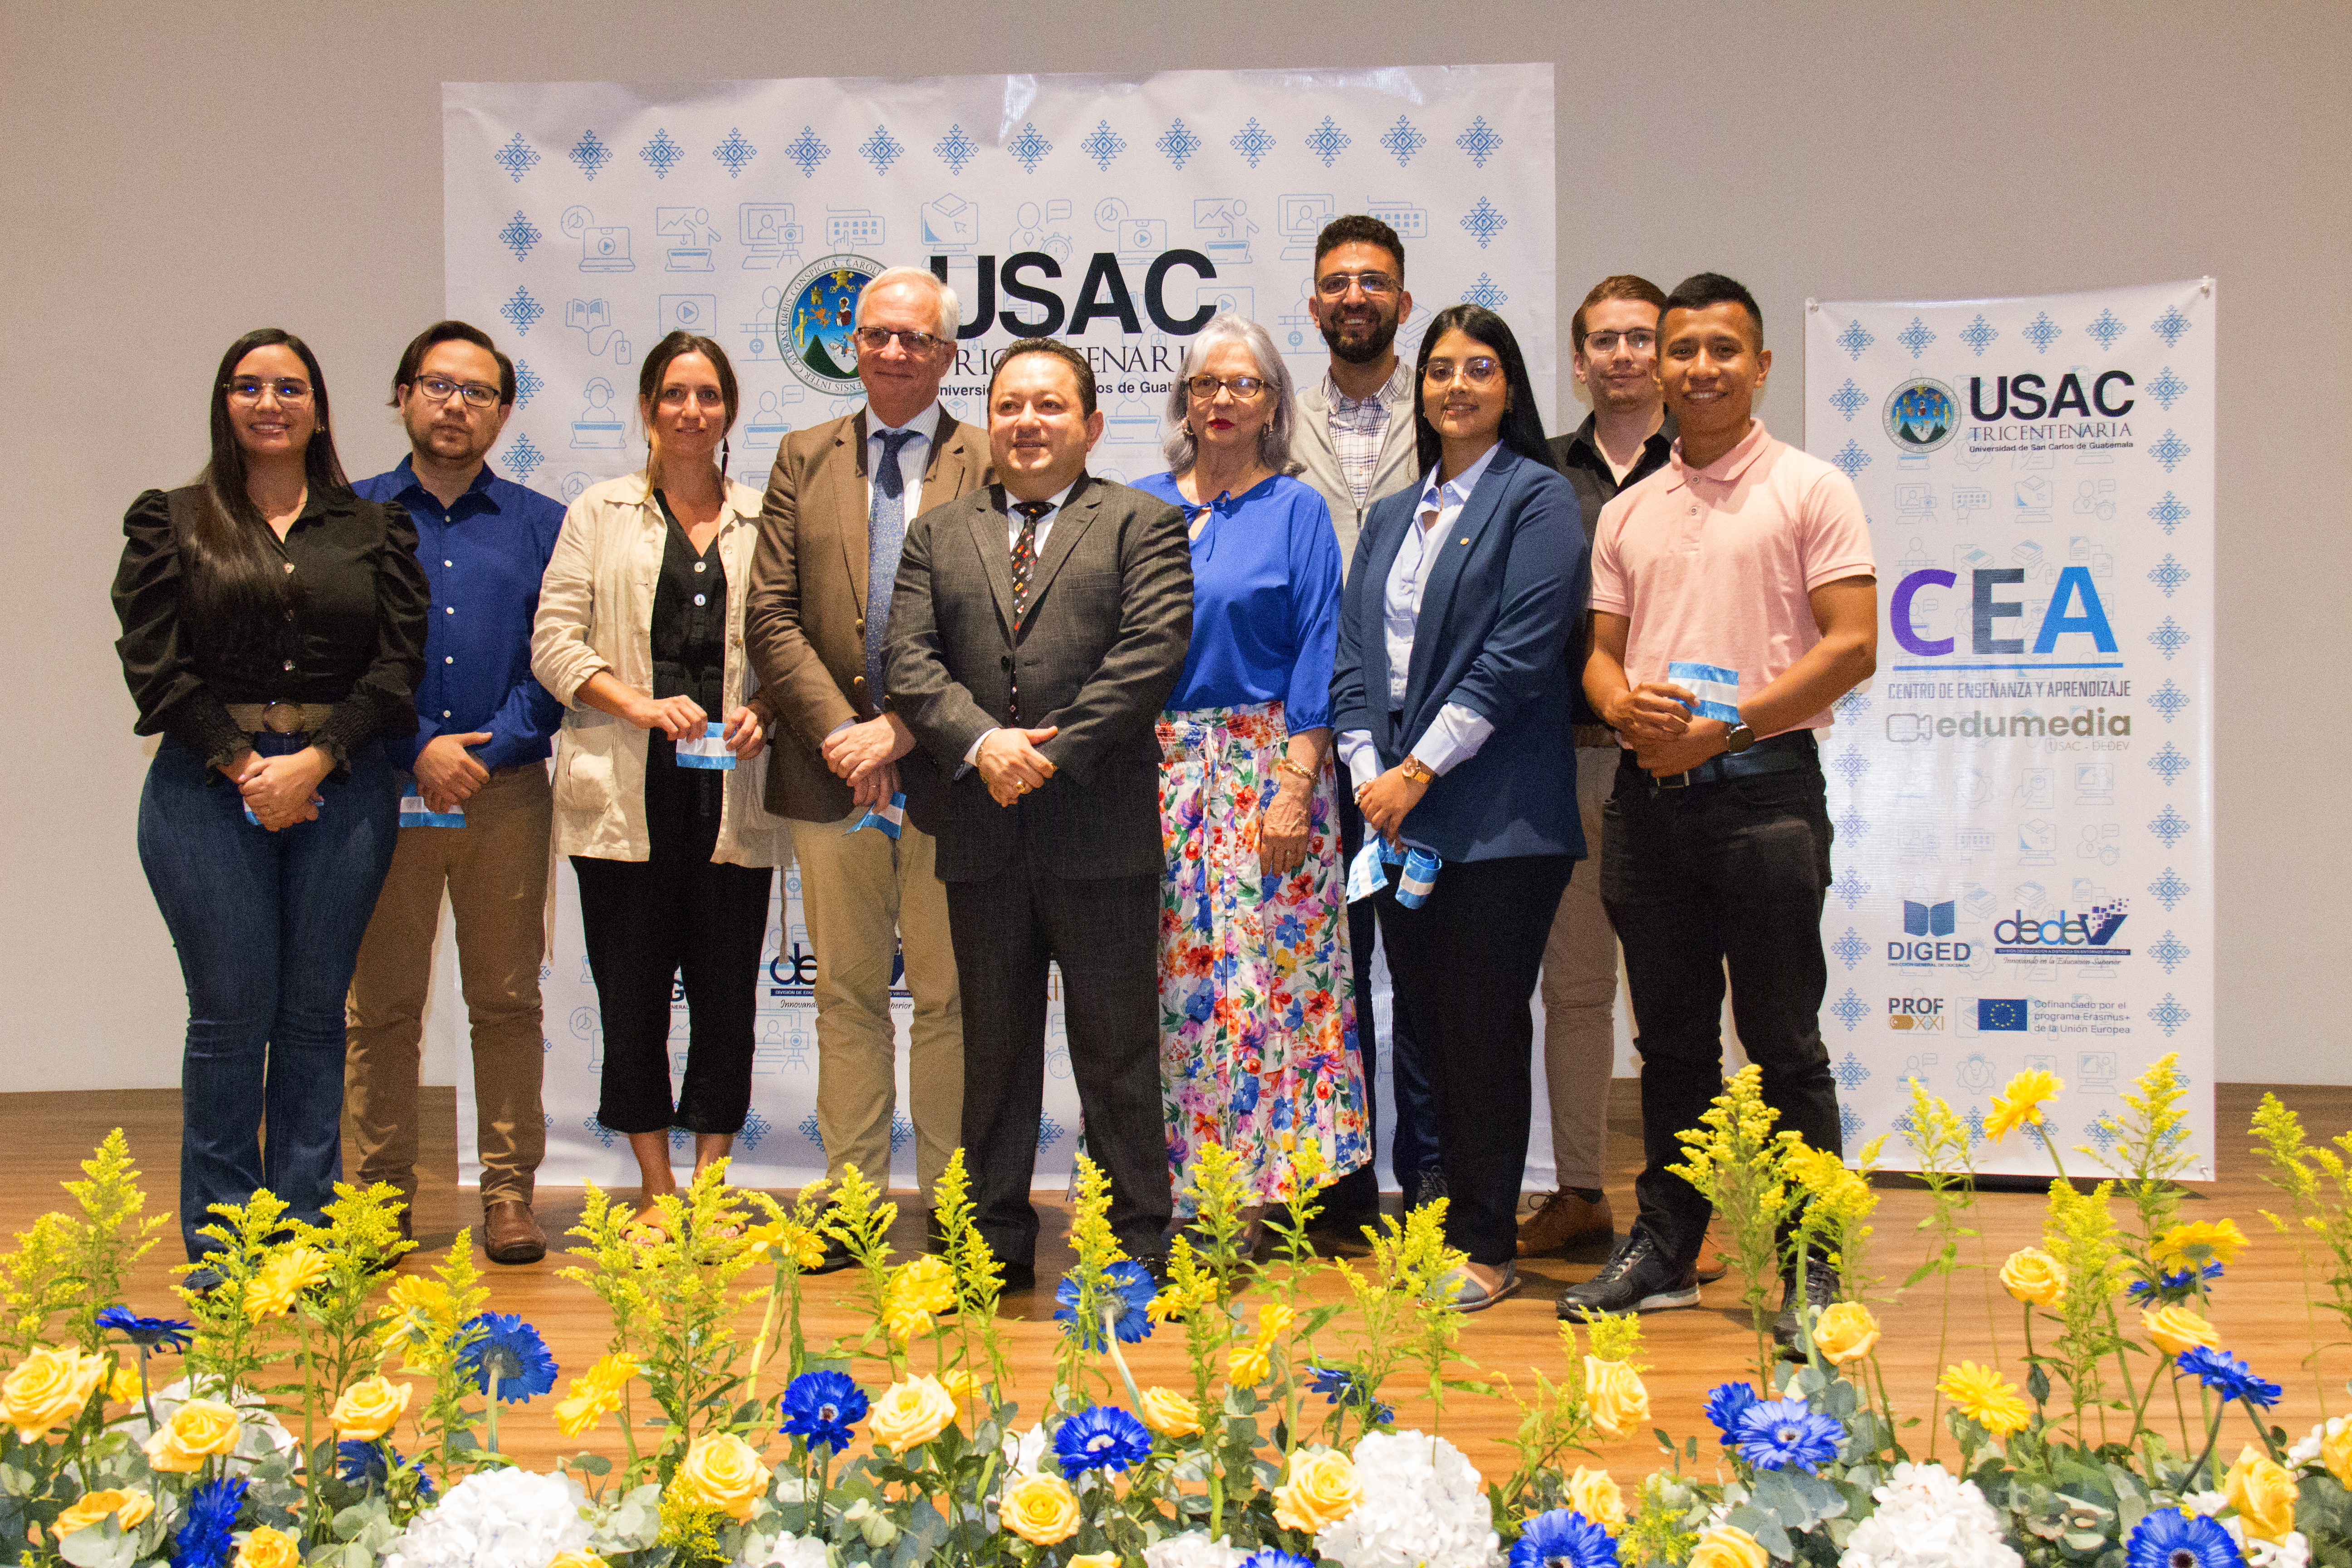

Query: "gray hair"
<box><xmin>1160</xmin><ymin>313</ymin><xmax>1295</xmax><ymax>476</ymax></box>
<box><xmin>855</xmin><ymin>265</ymin><xmax>962</xmax><ymax>340</ymax></box>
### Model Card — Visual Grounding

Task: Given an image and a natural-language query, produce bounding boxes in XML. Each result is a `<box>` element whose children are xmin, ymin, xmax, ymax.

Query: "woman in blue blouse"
<box><xmin>1138</xmin><ymin>314</ymin><xmax>1370</xmax><ymax>1222</ymax></box>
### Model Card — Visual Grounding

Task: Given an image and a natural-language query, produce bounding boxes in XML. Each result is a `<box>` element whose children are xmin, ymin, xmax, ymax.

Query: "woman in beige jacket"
<box><xmin>530</xmin><ymin>330</ymin><xmax>789</xmax><ymax>1212</ymax></box>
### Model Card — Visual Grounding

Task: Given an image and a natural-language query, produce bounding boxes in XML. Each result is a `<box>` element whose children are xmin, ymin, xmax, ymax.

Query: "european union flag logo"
<box><xmin>1904</xmin><ymin>899</ymin><xmax>1956</xmax><ymax>937</ymax></box>
<box><xmin>1978</xmin><ymin>998</ymin><xmax>2030</xmax><ymax>1032</ymax></box>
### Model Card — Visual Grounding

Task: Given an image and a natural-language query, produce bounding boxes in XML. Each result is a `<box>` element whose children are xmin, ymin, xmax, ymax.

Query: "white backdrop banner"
<box><xmin>1803</xmin><ymin>280</ymin><xmax>2216</xmax><ymax>1176</ymax></box>
<box><xmin>438</xmin><ymin>66</ymin><xmax>1557</xmax><ymax>1191</ymax></box>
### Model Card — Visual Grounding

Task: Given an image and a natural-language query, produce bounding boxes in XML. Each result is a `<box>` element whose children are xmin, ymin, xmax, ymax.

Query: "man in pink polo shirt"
<box><xmin>1556</xmin><ymin>273</ymin><xmax>1877</xmax><ymax>1353</ymax></box>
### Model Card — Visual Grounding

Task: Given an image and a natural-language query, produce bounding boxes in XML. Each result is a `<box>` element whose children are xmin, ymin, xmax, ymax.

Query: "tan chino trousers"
<box><xmin>345</xmin><ymin>763</ymin><xmax>553</xmax><ymax>1207</ymax></box>
<box><xmin>791</xmin><ymin>810</ymin><xmax>962</xmax><ymax>1205</ymax></box>
<box><xmin>1537</xmin><ymin>744</ymin><xmax>1624</xmax><ymax>1192</ymax></box>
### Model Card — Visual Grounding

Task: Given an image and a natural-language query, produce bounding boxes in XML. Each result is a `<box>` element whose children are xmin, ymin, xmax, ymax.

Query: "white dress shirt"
<box><xmin>963</xmin><ymin>476</ymin><xmax>1082</xmax><ymax>766</ymax></box>
<box><xmin>1338</xmin><ymin>442</ymin><xmax>1501</xmax><ymax>792</ymax></box>
<box><xmin>865</xmin><ymin>399</ymin><xmax>940</xmax><ymax>515</ymax></box>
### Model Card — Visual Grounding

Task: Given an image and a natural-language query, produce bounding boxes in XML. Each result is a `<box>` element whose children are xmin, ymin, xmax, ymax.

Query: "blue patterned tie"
<box><xmin>864</xmin><ymin>427</ymin><xmax>920</xmax><ymax>704</ymax></box>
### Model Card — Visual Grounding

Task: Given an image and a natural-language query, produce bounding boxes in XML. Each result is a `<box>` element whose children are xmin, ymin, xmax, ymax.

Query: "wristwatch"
<box><xmin>1399</xmin><ymin>755</ymin><xmax>1437</xmax><ymax>785</ymax></box>
<box><xmin>1722</xmin><ymin>721</ymin><xmax>1757</xmax><ymax>755</ymax></box>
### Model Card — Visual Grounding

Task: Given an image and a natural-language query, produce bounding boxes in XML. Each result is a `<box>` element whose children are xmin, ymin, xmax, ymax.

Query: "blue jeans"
<box><xmin>1601</xmin><ymin>747</ymin><xmax>1841</xmax><ymax>1269</ymax></box>
<box><xmin>138</xmin><ymin>733</ymin><xmax>399</xmax><ymax>1260</ymax></box>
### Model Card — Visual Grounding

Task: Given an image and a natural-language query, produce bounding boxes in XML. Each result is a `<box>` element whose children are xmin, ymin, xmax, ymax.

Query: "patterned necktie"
<box><xmin>1010</xmin><ymin>499</ymin><xmax>1051</xmax><ymax>631</ymax></box>
<box><xmin>864</xmin><ymin>427</ymin><xmax>920</xmax><ymax>703</ymax></box>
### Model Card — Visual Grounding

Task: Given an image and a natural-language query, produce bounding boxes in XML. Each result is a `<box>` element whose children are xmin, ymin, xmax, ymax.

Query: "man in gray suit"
<box><xmin>886</xmin><ymin>337</ymin><xmax>1192</xmax><ymax>1285</ymax></box>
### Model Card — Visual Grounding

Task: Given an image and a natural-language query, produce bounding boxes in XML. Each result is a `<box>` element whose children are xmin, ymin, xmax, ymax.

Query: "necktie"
<box><xmin>1010</xmin><ymin>499</ymin><xmax>1051</xmax><ymax>630</ymax></box>
<box><xmin>864</xmin><ymin>427</ymin><xmax>920</xmax><ymax>703</ymax></box>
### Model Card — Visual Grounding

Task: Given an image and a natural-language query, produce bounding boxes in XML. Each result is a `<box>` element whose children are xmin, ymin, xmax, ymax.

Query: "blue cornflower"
<box><xmin>169</xmin><ymin>1477</ymin><xmax>248</xmax><ymax>1568</ymax></box>
<box><xmin>1732</xmin><ymin>1396</ymin><xmax>1847</xmax><ymax>1474</ymax></box>
<box><xmin>96</xmin><ymin>1306</ymin><xmax>195</xmax><ymax>1352</ymax></box>
<box><xmin>780</xmin><ymin>1369</ymin><xmax>868</xmax><ymax>1455</ymax></box>
<box><xmin>456</xmin><ymin>1313</ymin><xmax>558</xmax><ymax>1402</ymax></box>
<box><xmin>2124</xmin><ymin>1507</ymin><xmax>2243</xmax><ymax>1568</ymax></box>
<box><xmin>1303</xmin><ymin>1362</ymin><xmax>1395</xmax><ymax>1424</ymax></box>
<box><xmin>334</xmin><ymin>1441</ymin><xmax>436</xmax><ymax>1500</ymax></box>
<box><xmin>2176</xmin><ymin>1347</ymin><xmax>2281</xmax><ymax>1408</ymax></box>
<box><xmin>1052</xmin><ymin>1260</ymin><xmax>1157</xmax><ymax>1350</ymax></box>
<box><xmin>1052</xmin><ymin>1405</ymin><xmax>1154</xmax><ymax>1476</ymax></box>
<box><xmin>1703</xmin><ymin>1381</ymin><xmax>1761</xmax><ymax>1446</ymax></box>
<box><xmin>1510</xmin><ymin>1508</ymin><xmax>1621</xmax><ymax>1568</ymax></box>
<box><xmin>2128</xmin><ymin>1263</ymin><xmax>2225</xmax><ymax>1304</ymax></box>
<box><xmin>1238</xmin><ymin>1553</ymin><xmax>1318</xmax><ymax>1568</ymax></box>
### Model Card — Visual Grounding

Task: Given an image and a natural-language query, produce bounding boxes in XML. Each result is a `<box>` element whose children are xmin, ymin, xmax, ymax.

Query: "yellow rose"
<box><xmin>330</xmin><ymin>1375</ymin><xmax>411</xmax><ymax>1441</ymax></box>
<box><xmin>548</xmin><ymin>1554</ymin><xmax>608</xmax><ymax>1568</ymax></box>
<box><xmin>1811</xmin><ymin>1302</ymin><xmax>1882</xmax><ymax>1366</ymax></box>
<box><xmin>53</xmin><ymin>1489</ymin><xmax>153</xmax><ymax>1539</ymax></box>
<box><xmin>674</xmin><ymin>1431</ymin><xmax>770</xmax><ymax>1523</ymax></box>
<box><xmin>1999</xmin><ymin>1248</ymin><xmax>2067</xmax><ymax>1308</ymax></box>
<box><xmin>1566</xmin><ymin>1465</ymin><xmax>1624</xmax><ymax>1534</ymax></box>
<box><xmin>882</xmin><ymin>1257</ymin><xmax>957</xmax><ymax>1342</ymax></box>
<box><xmin>1688</xmin><ymin>1524</ymin><xmax>1769</xmax><ymax>1568</ymax></box>
<box><xmin>2324</xmin><ymin>1420</ymin><xmax>2352</xmax><ymax>1489</ymax></box>
<box><xmin>998</xmin><ymin>1473</ymin><xmax>1080</xmax><ymax>1545</ymax></box>
<box><xmin>867</xmin><ymin>1375</ymin><xmax>957</xmax><ymax>1452</ymax></box>
<box><xmin>2224</xmin><ymin>1444</ymin><xmax>2298</xmax><ymax>1545</ymax></box>
<box><xmin>1583</xmin><ymin>1355</ymin><xmax>1650</xmax><ymax>1439</ymax></box>
<box><xmin>1273</xmin><ymin>1446</ymin><xmax>1362</xmax><ymax>1533</ymax></box>
<box><xmin>244</xmin><ymin>1247</ymin><xmax>329</xmax><ymax>1323</ymax></box>
<box><xmin>142</xmin><ymin>1397</ymin><xmax>243</xmax><ymax>1472</ymax></box>
<box><xmin>1138</xmin><ymin>1385</ymin><xmax>1200</xmax><ymax>1439</ymax></box>
<box><xmin>2141</xmin><ymin>1305</ymin><xmax>2221</xmax><ymax>1359</ymax></box>
<box><xmin>235</xmin><ymin>1525</ymin><xmax>299</xmax><ymax>1568</ymax></box>
<box><xmin>940</xmin><ymin>1367</ymin><xmax>981</xmax><ymax>1404</ymax></box>
<box><xmin>3</xmin><ymin>1345</ymin><xmax>109</xmax><ymax>1440</ymax></box>
<box><xmin>109</xmin><ymin>1365</ymin><xmax>145</xmax><ymax>1405</ymax></box>
<box><xmin>1070</xmin><ymin>1557</ymin><xmax>1120</xmax><ymax>1568</ymax></box>
<box><xmin>1227</xmin><ymin>1342</ymin><xmax>1271</xmax><ymax>1389</ymax></box>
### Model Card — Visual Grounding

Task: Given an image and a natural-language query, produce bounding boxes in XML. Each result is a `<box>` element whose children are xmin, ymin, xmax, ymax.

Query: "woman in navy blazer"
<box><xmin>1330</xmin><ymin>304</ymin><xmax>1588</xmax><ymax>1308</ymax></box>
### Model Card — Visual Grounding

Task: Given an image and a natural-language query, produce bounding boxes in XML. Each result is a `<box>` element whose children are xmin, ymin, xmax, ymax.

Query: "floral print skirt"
<box><xmin>1156</xmin><ymin>699</ymin><xmax>1369</xmax><ymax>1210</ymax></box>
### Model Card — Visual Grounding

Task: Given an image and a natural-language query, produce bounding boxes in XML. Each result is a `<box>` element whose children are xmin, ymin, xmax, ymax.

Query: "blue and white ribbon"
<box><xmin>852</xmin><ymin>791</ymin><xmax>906</xmax><ymax>839</ymax></box>
<box><xmin>675</xmin><ymin>720</ymin><xmax>737</xmax><ymax>770</ymax></box>
<box><xmin>1345</xmin><ymin>837</ymin><xmax>1443</xmax><ymax>907</ymax></box>
<box><xmin>1667</xmin><ymin>660</ymin><xmax>1744</xmax><ymax>726</ymax></box>
<box><xmin>398</xmin><ymin>780</ymin><xmax>466</xmax><ymax>829</ymax></box>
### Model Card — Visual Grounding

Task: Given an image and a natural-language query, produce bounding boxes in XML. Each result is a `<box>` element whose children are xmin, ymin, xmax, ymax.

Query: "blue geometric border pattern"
<box><xmin>1156</xmin><ymin>118</ymin><xmax>1203</xmax><ymax>171</ymax></box>
<box><xmin>1455</xmin><ymin>116</ymin><xmax>1503</xmax><ymax>168</ymax></box>
<box><xmin>493</xmin><ymin>133</ymin><xmax>541</xmax><ymax>183</ymax></box>
<box><xmin>1007</xmin><ymin>121</ymin><xmax>1053</xmax><ymax>174</ymax></box>
<box><xmin>1230</xmin><ymin>117</ymin><xmax>1275</xmax><ymax>170</ymax></box>
<box><xmin>568</xmin><ymin>130</ymin><xmax>611</xmax><ymax>181</ymax></box>
<box><xmin>712</xmin><ymin>127</ymin><xmax>758</xmax><ymax>178</ymax></box>
<box><xmin>1303</xmin><ymin>116</ymin><xmax>1352</xmax><ymax>168</ymax></box>
<box><xmin>1378</xmin><ymin>115</ymin><xmax>1427</xmax><ymax>167</ymax></box>
<box><xmin>782</xmin><ymin>126</ymin><xmax>829</xmax><ymax>179</ymax></box>
<box><xmin>639</xmin><ymin>127</ymin><xmax>683</xmax><ymax>179</ymax></box>
<box><xmin>857</xmin><ymin>125</ymin><xmax>904</xmax><ymax>176</ymax></box>
<box><xmin>1459</xmin><ymin>197</ymin><xmax>1506</xmax><ymax>250</ymax></box>
<box><xmin>934</xmin><ymin>123</ymin><xmax>979</xmax><ymax>176</ymax></box>
<box><xmin>1078</xmin><ymin>119</ymin><xmax>1127</xmax><ymax>172</ymax></box>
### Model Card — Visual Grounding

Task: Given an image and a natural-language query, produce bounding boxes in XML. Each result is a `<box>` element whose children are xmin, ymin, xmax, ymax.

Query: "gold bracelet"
<box><xmin>1275</xmin><ymin>757</ymin><xmax>1314</xmax><ymax>783</ymax></box>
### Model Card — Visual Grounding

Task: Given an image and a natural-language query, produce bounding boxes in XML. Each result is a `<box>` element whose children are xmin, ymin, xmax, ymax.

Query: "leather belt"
<box><xmin>1633</xmin><ymin>730</ymin><xmax>1818</xmax><ymax>791</ymax></box>
<box><xmin>224</xmin><ymin>701</ymin><xmax>335</xmax><ymax>735</ymax></box>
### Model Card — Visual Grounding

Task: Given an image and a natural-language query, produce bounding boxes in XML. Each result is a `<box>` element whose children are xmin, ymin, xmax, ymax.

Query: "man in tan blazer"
<box><xmin>744</xmin><ymin>266</ymin><xmax>990</xmax><ymax>1262</ymax></box>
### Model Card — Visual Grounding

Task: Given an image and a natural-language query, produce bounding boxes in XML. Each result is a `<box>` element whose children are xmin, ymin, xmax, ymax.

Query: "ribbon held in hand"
<box><xmin>1346</xmin><ymin>837</ymin><xmax>1442</xmax><ymax>907</ymax></box>
<box><xmin>852</xmin><ymin>791</ymin><xmax>906</xmax><ymax>839</ymax></box>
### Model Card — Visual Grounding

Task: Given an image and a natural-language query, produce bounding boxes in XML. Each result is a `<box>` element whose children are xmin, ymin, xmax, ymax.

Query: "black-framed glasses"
<box><xmin>853</xmin><ymin>326</ymin><xmax>947</xmax><ymax>355</ymax></box>
<box><xmin>1315</xmin><ymin>270</ymin><xmax>1399</xmax><ymax>299</ymax></box>
<box><xmin>414</xmin><ymin>374</ymin><xmax>503</xmax><ymax>409</ymax></box>
<box><xmin>1583</xmin><ymin>329</ymin><xmax>1656</xmax><ymax>355</ymax></box>
<box><xmin>1185</xmin><ymin>374</ymin><xmax>1267</xmax><ymax>401</ymax></box>
<box><xmin>1423</xmin><ymin>356</ymin><xmax>1501</xmax><ymax>387</ymax></box>
<box><xmin>225</xmin><ymin>377</ymin><xmax>312</xmax><ymax>404</ymax></box>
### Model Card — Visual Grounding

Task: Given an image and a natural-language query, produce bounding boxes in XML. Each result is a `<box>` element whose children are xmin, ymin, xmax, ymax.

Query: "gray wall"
<box><xmin>5</xmin><ymin>3</ymin><xmax>2344</xmax><ymax>1090</ymax></box>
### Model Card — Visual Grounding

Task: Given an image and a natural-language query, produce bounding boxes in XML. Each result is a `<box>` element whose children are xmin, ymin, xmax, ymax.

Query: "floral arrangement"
<box><xmin>3</xmin><ymin>1058</ymin><xmax>2351</xmax><ymax>1568</ymax></box>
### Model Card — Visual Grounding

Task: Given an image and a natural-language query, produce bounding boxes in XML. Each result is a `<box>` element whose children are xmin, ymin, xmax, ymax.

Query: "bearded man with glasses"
<box><xmin>744</xmin><ymin>266</ymin><xmax>991</xmax><ymax>1265</ymax></box>
<box><xmin>345</xmin><ymin>319</ymin><xmax>566</xmax><ymax>1262</ymax></box>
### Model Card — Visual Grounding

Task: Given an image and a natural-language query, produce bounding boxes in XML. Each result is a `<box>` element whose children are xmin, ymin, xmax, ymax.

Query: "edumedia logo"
<box><xmin>1884</xmin><ymin>377</ymin><xmax>1959</xmax><ymax>454</ymax></box>
<box><xmin>778</xmin><ymin>254</ymin><xmax>883</xmax><ymax>395</ymax></box>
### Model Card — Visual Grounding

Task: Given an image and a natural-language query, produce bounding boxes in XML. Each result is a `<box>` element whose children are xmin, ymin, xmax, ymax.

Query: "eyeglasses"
<box><xmin>655</xmin><ymin>386</ymin><xmax>728</xmax><ymax>410</ymax></box>
<box><xmin>225</xmin><ymin>377</ymin><xmax>313</xmax><ymax>405</ymax></box>
<box><xmin>1423</xmin><ymin>356</ymin><xmax>1501</xmax><ymax>387</ymax></box>
<box><xmin>853</xmin><ymin>326</ymin><xmax>947</xmax><ymax>355</ymax></box>
<box><xmin>413</xmin><ymin>375</ymin><xmax>503</xmax><ymax>409</ymax></box>
<box><xmin>1582</xmin><ymin>329</ymin><xmax>1656</xmax><ymax>355</ymax></box>
<box><xmin>1315</xmin><ymin>270</ymin><xmax>1399</xmax><ymax>299</ymax></box>
<box><xmin>1185</xmin><ymin>374</ymin><xmax>1267</xmax><ymax>401</ymax></box>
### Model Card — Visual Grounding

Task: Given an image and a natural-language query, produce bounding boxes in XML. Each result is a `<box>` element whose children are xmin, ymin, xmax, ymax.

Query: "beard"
<box><xmin>1320</xmin><ymin>311</ymin><xmax>1399</xmax><ymax>366</ymax></box>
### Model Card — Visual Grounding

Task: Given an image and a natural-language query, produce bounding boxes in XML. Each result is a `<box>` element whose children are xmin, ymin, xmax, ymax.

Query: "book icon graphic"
<box><xmin>1903</xmin><ymin>899</ymin><xmax>1956</xmax><ymax>937</ymax></box>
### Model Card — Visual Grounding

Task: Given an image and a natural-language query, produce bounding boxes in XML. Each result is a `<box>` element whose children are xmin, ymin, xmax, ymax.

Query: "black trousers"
<box><xmin>1374</xmin><ymin>852</ymin><xmax>1575</xmax><ymax>1266</ymax></box>
<box><xmin>947</xmin><ymin>861</ymin><xmax>1171</xmax><ymax>1271</ymax></box>
<box><xmin>1602</xmin><ymin>750</ymin><xmax>1841</xmax><ymax>1269</ymax></box>
<box><xmin>572</xmin><ymin>766</ymin><xmax>774</xmax><ymax>1137</ymax></box>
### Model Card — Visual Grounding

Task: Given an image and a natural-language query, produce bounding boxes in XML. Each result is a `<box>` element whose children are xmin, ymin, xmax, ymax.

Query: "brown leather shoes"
<box><xmin>1516</xmin><ymin>1189</ymin><xmax>1615</xmax><ymax>1257</ymax></box>
<box><xmin>483</xmin><ymin>1199</ymin><xmax>547</xmax><ymax>1264</ymax></box>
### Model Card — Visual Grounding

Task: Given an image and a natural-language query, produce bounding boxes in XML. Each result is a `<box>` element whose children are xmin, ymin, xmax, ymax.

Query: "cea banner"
<box><xmin>1804</xmin><ymin>281</ymin><xmax>2215</xmax><ymax>1177</ymax></box>
<box><xmin>439</xmin><ymin>67</ymin><xmax>1556</xmax><ymax>1190</ymax></box>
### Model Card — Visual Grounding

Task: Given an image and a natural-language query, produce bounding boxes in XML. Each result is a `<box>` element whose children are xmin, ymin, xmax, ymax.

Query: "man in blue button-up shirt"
<box><xmin>346</xmin><ymin>321</ymin><xmax>566</xmax><ymax>1264</ymax></box>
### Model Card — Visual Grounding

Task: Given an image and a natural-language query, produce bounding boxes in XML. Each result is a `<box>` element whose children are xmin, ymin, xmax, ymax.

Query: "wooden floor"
<box><xmin>6</xmin><ymin>1082</ymin><xmax>2347</xmax><ymax>1484</ymax></box>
